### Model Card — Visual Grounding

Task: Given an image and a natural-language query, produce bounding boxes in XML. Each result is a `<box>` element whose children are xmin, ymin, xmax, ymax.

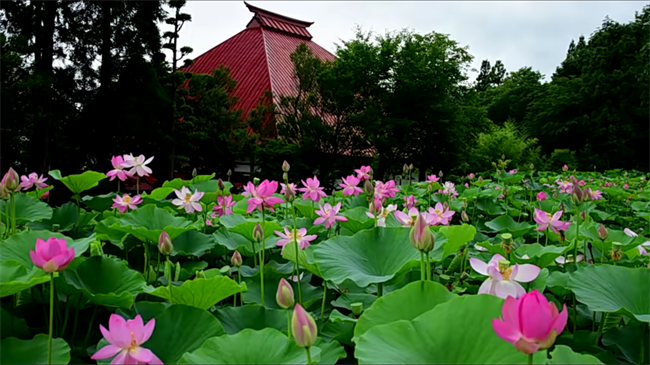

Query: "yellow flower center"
<box><xmin>546</xmin><ymin>212</ymin><xmax>552</xmax><ymax>220</ymax></box>
<box><xmin>129</xmin><ymin>331</ymin><xmax>137</xmax><ymax>351</ymax></box>
<box><xmin>500</xmin><ymin>266</ymin><xmax>513</xmax><ymax>281</ymax></box>
<box><xmin>123</xmin><ymin>196</ymin><xmax>132</xmax><ymax>204</ymax></box>
<box><xmin>183</xmin><ymin>193</ymin><xmax>192</xmax><ymax>203</ymax></box>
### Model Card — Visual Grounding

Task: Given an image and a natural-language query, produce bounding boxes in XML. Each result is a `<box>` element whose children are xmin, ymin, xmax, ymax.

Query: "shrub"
<box><xmin>468</xmin><ymin>119</ymin><xmax>540</xmax><ymax>172</ymax></box>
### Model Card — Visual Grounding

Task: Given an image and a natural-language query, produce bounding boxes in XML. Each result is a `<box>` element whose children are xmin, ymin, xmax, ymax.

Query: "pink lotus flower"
<box><xmin>605</xmin><ymin>182</ymin><xmax>611</xmax><ymax>188</ymax></box>
<box><xmin>442</xmin><ymin>181</ymin><xmax>458</xmax><ymax>198</ymax></box>
<box><xmin>281</xmin><ymin>182</ymin><xmax>296</xmax><ymax>195</ymax></box>
<box><xmin>492</xmin><ymin>290</ymin><xmax>567</xmax><ymax>355</ymax></box>
<box><xmin>297</xmin><ymin>176</ymin><xmax>327</xmax><ymax>202</ymax></box>
<box><xmin>339</xmin><ymin>175</ymin><xmax>363</xmax><ymax>196</ymax></box>
<box><xmin>395</xmin><ymin>207</ymin><xmax>434</xmax><ymax>227</ymax></box>
<box><xmin>242</xmin><ymin>182</ymin><xmax>258</xmax><ymax>198</ymax></box>
<box><xmin>274</xmin><ymin>227</ymin><xmax>318</xmax><ymax>254</ymax></box>
<box><xmin>314</xmin><ymin>202</ymin><xmax>348</xmax><ymax>229</ymax></box>
<box><xmin>637</xmin><ymin>242</ymin><xmax>650</xmax><ymax>256</ymax></box>
<box><xmin>555</xmin><ymin>179</ymin><xmax>573</xmax><ymax>194</ymax></box>
<box><xmin>91</xmin><ymin>314</ymin><xmax>162</xmax><ymax>365</ymax></box>
<box><xmin>30</xmin><ymin>237</ymin><xmax>75</xmax><ymax>273</ymax></box>
<box><xmin>172</xmin><ymin>186</ymin><xmax>204</xmax><ymax>213</ymax></box>
<box><xmin>366</xmin><ymin>202</ymin><xmax>397</xmax><ymax>227</ymax></box>
<box><xmin>465</xmin><ymin>183</ymin><xmax>469</xmax><ymax>188</ymax></box>
<box><xmin>427</xmin><ymin>175</ymin><xmax>440</xmax><ymax>183</ymax></box>
<box><xmin>536</xmin><ymin>191</ymin><xmax>547</xmax><ymax>201</ymax></box>
<box><xmin>292</xmin><ymin>303</ymin><xmax>318</xmax><ymax>348</ymax></box>
<box><xmin>403</xmin><ymin>195</ymin><xmax>417</xmax><ymax>209</ymax></box>
<box><xmin>533</xmin><ymin>209</ymin><xmax>569</xmax><ymax>234</ymax></box>
<box><xmin>41</xmin><ymin>190</ymin><xmax>50</xmax><ymax>200</ymax></box>
<box><xmin>468</xmin><ymin>173</ymin><xmax>475</xmax><ymax>179</ymax></box>
<box><xmin>374</xmin><ymin>180</ymin><xmax>399</xmax><ymax>200</ymax></box>
<box><xmin>106</xmin><ymin>156</ymin><xmax>133</xmax><ymax>182</ymax></box>
<box><xmin>470</xmin><ymin>254</ymin><xmax>540</xmax><ymax>299</ymax></box>
<box><xmin>20</xmin><ymin>172</ymin><xmax>48</xmax><ymax>190</ymax></box>
<box><xmin>427</xmin><ymin>202</ymin><xmax>455</xmax><ymax>226</ymax></box>
<box><xmin>212</xmin><ymin>195</ymin><xmax>236</xmax><ymax>217</ymax></box>
<box><xmin>509</xmin><ymin>169</ymin><xmax>517</xmax><ymax>174</ymax></box>
<box><xmin>122</xmin><ymin>154</ymin><xmax>154</xmax><ymax>177</ymax></box>
<box><xmin>562</xmin><ymin>165</ymin><xmax>569</xmax><ymax>171</ymax></box>
<box><xmin>112</xmin><ymin>194</ymin><xmax>142</xmax><ymax>213</ymax></box>
<box><xmin>247</xmin><ymin>180</ymin><xmax>285</xmax><ymax>213</ymax></box>
<box><xmin>355</xmin><ymin>166</ymin><xmax>372</xmax><ymax>181</ymax></box>
<box><xmin>578</xmin><ymin>180</ymin><xmax>586</xmax><ymax>186</ymax></box>
<box><xmin>555</xmin><ymin>254</ymin><xmax>584</xmax><ymax>265</ymax></box>
<box><xmin>586</xmin><ymin>188</ymin><xmax>603</xmax><ymax>200</ymax></box>
<box><xmin>205</xmin><ymin>219</ymin><xmax>213</xmax><ymax>226</ymax></box>
<box><xmin>623</xmin><ymin>184</ymin><xmax>629</xmax><ymax>189</ymax></box>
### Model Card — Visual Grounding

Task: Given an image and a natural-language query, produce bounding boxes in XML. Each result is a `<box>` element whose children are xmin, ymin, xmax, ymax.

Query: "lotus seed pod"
<box><xmin>351</xmin><ymin>302</ymin><xmax>363</xmax><ymax>316</ymax></box>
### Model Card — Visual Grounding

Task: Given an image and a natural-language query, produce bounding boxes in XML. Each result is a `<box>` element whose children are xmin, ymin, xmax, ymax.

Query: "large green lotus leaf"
<box><xmin>545</xmin><ymin>345</ymin><xmax>603</xmax><ymax>364</ymax></box>
<box><xmin>433</xmin><ymin>224</ymin><xmax>477</xmax><ymax>262</ymax></box>
<box><xmin>313</xmin><ymin>338</ymin><xmax>346</xmax><ymax>365</ymax></box>
<box><xmin>513</xmin><ymin>243</ymin><xmax>574</xmax><ymax>268</ymax></box>
<box><xmin>314</xmin><ymin>227</ymin><xmax>420</xmax><ymax>287</ymax></box>
<box><xmin>49</xmin><ymin>169</ymin><xmax>106</xmax><ymax>196</ymax></box>
<box><xmin>569</xmin><ymin>265</ymin><xmax>650</xmax><ymax>322</ymax></box>
<box><xmin>178</xmin><ymin>328</ymin><xmax>321</xmax><ymax>364</ymax></box>
<box><xmin>213</xmin><ymin>228</ymin><xmax>279</xmax><ymax>256</ymax></box>
<box><xmin>0</xmin><ymin>193</ymin><xmax>52</xmax><ymax>225</ymax></box>
<box><xmin>64</xmin><ymin>256</ymin><xmax>146</xmax><ymax>309</ymax></box>
<box><xmin>27</xmin><ymin>202</ymin><xmax>78</xmax><ymax>232</ymax></box>
<box><xmin>331</xmin><ymin>293</ymin><xmax>377</xmax><ymax>312</ymax></box>
<box><xmin>94</xmin><ymin>216</ymin><xmax>129</xmax><ymax>249</ymax></box>
<box><xmin>144</xmin><ymin>276</ymin><xmax>246</xmax><ymax>310</ymax></box>
<box><xmin>0</xmin><ymin>334</ymin><xmax>70</xmax><ymax>364</ymax></box>
<box><xmin>170</xmin><ymin>230</ymin><xmax>217</xmax><ymax>257</ymax></box>
<box><xmin>353</xmin><ymin>281</ymin><xmax>456</xmax><ymax>342</ymax></box>
<box><xmin>476</xmin><ymin>198</ymin><xmax>506</xmax><ymax>215</ymax></box>
<box><xmin>109</xmin><ymin>204</ymin><xmax>194</xmax><ymax>242</ymax></box>
<box><xmin>281</xmin><ymin>241</ymin><xmax>322</xmax><ymax>277</ymax></box>
<box><xmin>115</xmin><ymin>301</ymin><xmax>168</xmax><ymax>323</ymax></box>
<box><xmin>81</xmin><ymin>192</ymin><xmax>117</xmax><ymax>212</ymax></box>
<box><xmin>0</xmin><ymin>261</ymin><xmax>51</xmax><ymax>297</ymax></box>
<box><xmin>229</xmin><ymin>220</ymin><xmax>283</xmax><ymax>243</ymax></box>
<box><xmin>602</xmin><ymin>324</ymin><xmax>647</xmax><ymax>364</ymax></box>
<box><xmin>214</xmin><ymin>304</ymin><xmax>288</xmax><ymax>335</ymax></box>
<box><xmin>0</xmin><ymin>230</ymin><xmax>91</xmax><ymax>269</ymax></box>
<box><xmin>243</xmin><ymin>265</ymin><xmax>322</xmax><ymax>309</ymax></box>
<box><xmin>340</xmin><ymin>206</ymin><xmax>374</xmax><ymax>234</ymax></box>
<box><xmin>355</xmin><ymin>295</ymin><xmax>525</xmax><ymax>364</ymax></box>
<box><xmin>146</xmin><ymin>187</ymin><xmax>175</xmax><ymax>200</ymax></box>
<box><xmin>485</xmin><ymin>215</ymin><xmax>535</xmax><ymax>238</ymax></box>
<box><xmin>219</xmin><ymin>214</ymin><xmax>248</xmax><ymax>228</ymax></box>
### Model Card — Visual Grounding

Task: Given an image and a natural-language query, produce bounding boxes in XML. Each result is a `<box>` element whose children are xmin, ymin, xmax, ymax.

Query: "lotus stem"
<box><xmin>320</xmin><ymin>282</ymin><xmax>326</xmax><ymax>319</ymax></box>
<box><xmin>377</xmin><ymin>282</ymin><xmax>383</xmax><ymax>297</ymax></box>
<box><xmin>71</xmin><ymin>295</ymin><xmax>80</xmax><ymax>347</ymax></box>
<box><xmin>48</xmin><ymin>273</ymin><xmax>54</xmax><ymax>365</ymax></box>
<box><xmin>292</xmin><ymin>202</ymin><xmax>303</xmax><ymax>305</ymax></box>
<box><xmin>167</xmin><ymin>257</ymin><xmax>173</xmax><ymax>305</ymax></box>
<box><xmin>305</xmin><ymin>347</ymin><xmax>313</xmax><ymax>364</ymax></box>
<box><xmin>83</xmin><ymin>305</ymin><xmax>97</xmax><ymax>351</ymax></box>
<box><xmin>572</xmin><ymin>293</ymin><xmax>577</xmax><ymax>333</ymax></box>
<box><xmin>261</xmin><ymin>210</ymin><xmax>266</xmax><ymax>307</ymax></box>
<box><xmin>420</xmin><ymin>252</ymin><xmax>426</xmax><ymax>282</ymax></box>
<box><xmin>425</xmin><ymin>252</ymin><xmax>431</xmax><ymax>281</ymax></box>
<box><xmin>143</xmin><ymin>242</ymin><xmax>150</xmax><ymax>279</ymax></box>
<box><xmin>527</xmin><ymin>353</ymin><xmax>533</xmax><ymax>365</ymax></box>
<box><xmin>238</xmin><ymin>271</ymin><xmax>243</xmax><ymax>306</ymax></box>
<box><xmin>287</xmin><ymin>310</ymin><xmax>292</xmax><ymax>338</ymax></box>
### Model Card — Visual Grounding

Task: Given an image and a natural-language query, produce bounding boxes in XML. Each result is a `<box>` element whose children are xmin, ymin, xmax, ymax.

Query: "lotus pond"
<box><xmin>1</xmin><ymin>157</ymin><xmax>649</xmax><ymax>365</ymax></box>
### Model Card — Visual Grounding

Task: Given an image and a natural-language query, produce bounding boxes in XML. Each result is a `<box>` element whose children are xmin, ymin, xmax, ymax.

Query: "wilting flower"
<box><xmin>247</xmin><ymin>180</ymin><xmax>284</xmax><ymax>213</ymax></box>
<box><xmin>555</xmin><ymin>255</ymin><xmax>584</xmax><ymax>265</ymax></box>
<box><xmin>624</xmin><ymin>228</ymin><xmax>638</xmax><ymax>237</ymax></box>
<box><xmin>562</xmin><ymin>165</ymin><xmax>569</xmax><ymax>171</ymax></box>
<box><xmin>468</xmin><ymin>173</ymin><xmax>475</xmax><ymax>179</ymax></box>
<box><xmin>314</xmin><ymin>202</ymin><xmax>348</xmax><ymax>229</ymax></box>
<box><xmin>403</xmin><ymin>195</ymin><xmax>418</xmax><ymax>209</ymax></box>
<box><xmin>533</xmin><ymin>209</ymin><xmax>569</xmax><ymax>234</ymax></box>
<box><xmin>470</xmin><ymin>254</ymin><xmax>540</xmax><ymax>299</ymax></box>
<box><xmin>298</xmin><ymin>176</ymin><xmax>327</xmax><ymax>202</ymax></box>
<box><xmin>366</xmin><ymin>201</ymin><xmax>397</xmax><ymax>227</ymax></box>
<box><xmin>536</xmin><ymin>192</ymin><xmax>547</xmax><ymax>202</ymax></box>
<box><xmin>355</xmin><ymin>166</ymin><xmax>372</xmax><ymax>181</ymax></box>
<box><xmin>112</xmin><ymin>194</ymin><xmax>142</xmax><ymax>213</ymax></box>
<box><xmin>409</xmin><ymin>213</ymin><xmax>435</xmax><ymax>252</ymax></box>
<box><xmin>91</xmin><ymin>314</ymin><xmax>162</xmax><ymax>364</ymax></box>
<box><xmin>374</xmin><ymin>180</ymin><xmax>399</xmax><ymax>200</ymax></box>
<box><xmin>427</xmin><ymin>175</ymin><xmax>440</xmax><ymax>183</ymax></box>
<box><xmin>292</xmin><ymin>304</ymin><xmax>318</xmax><ymax>348</ymax></box>
<box><xmin>30</xmin><ymin>237</ymin><xmax>75</xmax><ymax>273</ymax></box>
<box><xmin>637</xmin><ymin>242</ymin><xmax>650</xmax><ymax>256</ymax></box>
<box><xmin>212</xmin><ymin>195</ymin><xmax>236</xmax><ymax>217</ymax></box>
<box><xmin>492</xmin><ymin>290</ymin><xmax>567</xmax><ymax>355</ymax></box>
<box><xmin>172</xmin><ymin>186</ymin><xmax>204</xmax><ymax>213</ymax></box>
<box><xmin>274</xmin><ymin>227</ymin><xmax>318</xmax><ymax>254</ymax></box>
<box><xmin>555</xmin><ymin>179</ymin><xmax>573</xmax><ymax>194</ymax></box>
<box><xmin>427</xmin><ymin>202</ymin><xmax>455</xmax><ymax>226</ymax></box>
<box><xmin>122</xmin><ymin>154</ymin><xmax>154</xmax><ymax>177</ymax></box>
<box><xmin>339</xmin><ymin>175</ymin><xmax>363</xmax><ymax>197</ymax></box>
<box><xmin>20</xmin><ymin>172</ymin><xmax>48</xmax><ymax>190</ymax></box>
<box><xmin>106</xmin><ymin>156</ymin><xmax>133</xmax><ymax>182</ymax></box>
<box><xmin>276</xmin><ymin>278</ymin><xmax>295</xmax><ymax>309</ymax></box>
<box><xmin>281</xmin><ymin>182</ymin><xmax>296</xmax><ymax>202</ymax></box>
<box><xmin>442</xmin><ymin>182</ymin><xmax>458</xmax><ymax>198</ymax></box>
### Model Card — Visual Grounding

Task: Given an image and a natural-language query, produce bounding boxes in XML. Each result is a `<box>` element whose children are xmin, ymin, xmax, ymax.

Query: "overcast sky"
<box><xmin>168</xmin><ymin>1</ymin><xmax>645</xmax><ymax>83</ymax></box>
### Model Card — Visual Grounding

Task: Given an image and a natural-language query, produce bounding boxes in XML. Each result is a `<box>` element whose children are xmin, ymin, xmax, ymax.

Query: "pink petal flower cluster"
<box><xmin>30</xmin><ymin>237</ymin><xmax>75</xmax><ymax>273</ymax></box>
<box><xmin>427</xmin><ymin>202</ymin><xmax>455</xmax><ymax>226</ymax></box>
<box><xmin>374</xmin><ymin>180</ymin><xmax>399</xmax><ymax>200</ymax></box>
<box><xmin>246</xmin><ymin>180</ymin><xmax>284</xmax><ymax>213</ymax></box>
<box><xmin>492</xmin><ymin>290</ymin><xmax>567</xmax><ymax>355</ymax></box>
<box><xmin>314</xmin><ymin>202</ymin><xmax>348</xmax><ymax>229</ymax></box>
<box><xmin>91</xmin><ymin>314</ymin><xmax>162</xmax><ymax>364</ymax></box>
<box><xmin>442</xmin><ymin>181</ymin><xmax>458</xmax><ymax>198</ymax></box>
<box><xmin>427</xmin><ymin>175</ymin><xmax>440</xmax><ymax>183</ymax></box>
<box><xmin>212</xmin><ymin>195</ymin><xmax>236</xmax><ymax>217</ymax></box>
<box><xmin>584</xmin><ymin>188</ymin><xmax>603</xmax><ymax>200</ymax></box>
<box><xmin>274</xmin><ymin>227</ymin><xmax>318</xmax><ymax>254</ymax></box>
<box><xmin>20</xmin><ymin>172</ymin><xmax>48</xmax><ymax>190</ymax></box>
<box><xmin>297</xmin><ymin>176</ymin><xmax>327</xmax><ymax>202</ymax></box>
<box><xmin>403</xmin><ymin>195</ymin><xmax>417</xmax><ymax>209</ymax></box>
<box><xmin>354</xmin><ymin>166</ymin><xmax>372</xmax><ymax>181</ymax></box>
<box><xmin>112</xmin><ymin>194</ymin><xmax>143</xmax><ymax>213</ymax></box>
<box><xmin>470</xmin><ymin>254</ymin><xmax>540</xmax><ymax>299</ymax></box>
<box><xmin>172</xmin><ymin>186</ymin><xmax>204</xmax><ymax>213</ymax></box>
<box><xmin>339</xmin><ymin>175</ymin><xmax>363</xmax><ymax>197</ymax></box>
<box><xmin>107</xmin><ymin>156</ymin><xmax>134</xmax><ymax>182</ymax></box>
<box><xmin>555</xmin><ymin>179</ymin><xmax>573</xmax><ymax>194</ymax></box>
<box><xmin>533</xmin><ymin>209</ymin><xmax>569</xmax><ymax>234</ymax></box>
<box><xmin>122</xmin><ymin>154</ymin><xmax>154</xmax><ymax>178</ymax></box>
<box><xmin>395</xmin><ymin>207</ymin><xmax>434</xmax><ymax>227</ymax></box>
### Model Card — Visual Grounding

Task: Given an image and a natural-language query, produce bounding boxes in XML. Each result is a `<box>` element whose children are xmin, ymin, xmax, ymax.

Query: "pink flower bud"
<box><xmin>158</xmin><ymin>230</ymin><xmax>173</xmax><ymax>256</ymax></box>
<box><xmin>218</xmin><ymin>178</ymin><xmax>225</xmax><ymax>191</ymax></box>
<box><xmin>369</xmin><ymin>198</ymin><xmax>381</xmax><ymax>216</ymax></box>
<box><xmin>253</xmin><ymin>223</ymin><xmax>264</xmax><ymax>243</ymax></box>
<box><xmin>29</xmin><ymin>237</ymin><xmax>75</xmax><ymax>273</ymax></box>
<box><xmin>536</xmin><ymin>191</ymin><xmax>546</xmax><ymax>201</ymax></box>
<box><xmin>282</xmin><ymin>160</ymin><xmax>290</xmax><ymax>172</ymax></box>
<box><xmin>1</xmin><ymin>168</ymin><xmax>20</xmax><ymax>193</ymax></box>
<box><xmin>562</xmin><ymin>165</ymin><xmax>568</xmax><ymax>171</ymax></box>
<box><xmin>409</xmin><ymin>213</ymin><xmax>434</xmax><ymax>253</ymax></box>
<box><xmin>292</xmin><ymin>304</ymin><xmax>317</xmax><ymax>348</ymax></box>
<box><xmin>276</xmin><ymin>278</ymin><xmax>295</xmax><ymax>309</ymax></box>
<box><xmin>231</xmin><ymin>250</ymin><xmax>243</xmax><ymax>267</ymax></box>
<box><xmin>461</xmin><ymin>211</ymin><xmax>469</xmax><ymax>222</ymax></box>
<box><xmin>364</xmin><ymin>180</ymin><xmax>374</xmax><ymax>196</ymax></box>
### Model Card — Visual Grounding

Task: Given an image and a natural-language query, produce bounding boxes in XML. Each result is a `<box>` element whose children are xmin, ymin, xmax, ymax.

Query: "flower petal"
<box><xmin>494</xmin><ymin>281</ymin><xmax>521</xmax><ymax>299</ymax></box>
<box><xmin>511</xmin><ymin>264</ymin><xmax>540</xmax><ymax>283</ymax></box>
<box><xmin>469</xmin><ymin>258</ymin><xmax>489</xmax><ymax>276</ymax></box>
<box><xmin>492</xmin><ymin>318</ymin><xmax>520</xmax><ymax>344</ymax></box>
<box><xmin>91</xmin><ymin>345</ymin><xmax>122</xmax><ymax>360</ymax></box>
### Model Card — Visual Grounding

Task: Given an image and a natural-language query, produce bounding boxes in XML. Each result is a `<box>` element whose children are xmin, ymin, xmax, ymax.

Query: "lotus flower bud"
<box><xmin>572</xmin><ymin>186</ymin><xmax>584</xmax><ymax>204</ymax></box>
<box><xmin>403</xmin><ymin>164</ymin><xmax>409</xmax><ymax>174</ymax></box>
<box><xmin>368</xmin><ymin>167</ymin><xmax>373</xmax><ymax>180</ymax></box>
<box><xmin>597</xmin><ymin>224</ymin><xmax>608</xmax><ymax>240</ymax></box>
<box><xmin>285</xmin><ymin>185</ymin><xmax>295</xmax><ymax>202</ymax></box>
<box><xmin>409</xmin><ymin>164</ymin><xmax>414</xmax><ymax>171</ymax></box>
<box><xmin>276</xmin><ymin>278</ymin><xmax>295</xmax><ymax>309</ymax></box>
<box><xmin>580</xmin><ymin>210</ymin><xmax>586</xmax><ymax>222</ymax></box>
<box><xmin>478</xmin><ymin>176</ymin><xmax>483</xmax><ymax>182</ymax></box>
<box><xmin>195</xmin><ymin>270</ymin><xmax>206</xmax><ymax>279</ymax></box>
<box><xmin>530</xmin><ymin>164</ymin><xmax>535</xmax><ymax>170</ymax></box>
<box><xmin>461</xmin><ymin>211</ymin><xmax>469</xmax><ymax>222</ymax></box>
<box><xmin>158</xmin><ymin>230</ymin><xmax>173</xmax><ymax>256</ymax></box>
<box><xmin>192</xmin><ymin>168</ymin><xmax>197</xmax><ymax>177</ymax></box>
<box><xmin>218</xmin><ymin>178</ymin><xmax>225</xmax><ymax>191</ymax></box>
<box><xmin>562</xmin><ymin>165</ymin><xmax>569</xmax><ymax>171</ymax></box>
<box><xmin>252</xmin><ymin>223</ymin><xmax>264</xmax><ymax>243</ymax></box>
<box><xmin>292</xmin><ymin>304</ymin><xmax>317</xmax><ymax>348</ymax></box>
<box><xmin>253</xmin><ymin>177</ymin><xmax>260</xmax><ymax>185</ymax></box>
<box><xmin>351</xmin><ymin>302</ymin><xmax>363</xmax><ymax>316</ymax></box>
<box><xmin>409</xmin><ymin>213</ymin><xmax>435</xmax><ymax>253</ymax></box>
<box><xmin>438</xmin><ymin>170</ymin><xmax>444</xmax><ymax>178</ymax></box>
<box><xmin>1</xmin><ymin>168</ymin><xmax>20</xmax><ymax>193</ymax></box>
<box><xmin>364</xmin><ymin>179</ymin><xmax>374</xmax><ymax>196</ymax></box>
<box><xmin>227</xmin><ymin>169</ymin><xmax>232</xmax><ymax>177</ymax></box>
<box><xmin>369</xmin><ymin>198</ymin><xmax>381</xmax><ymax>216</ymax></box>
<box><xmin>231</xmin><ymin>250</ymin><xmax>242</xmax><ymax>267</ymax></box>
<box><xmin>282</xmin><ymin>160</ymin><xmax>290</xmax><ymax>172</ymax></box>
